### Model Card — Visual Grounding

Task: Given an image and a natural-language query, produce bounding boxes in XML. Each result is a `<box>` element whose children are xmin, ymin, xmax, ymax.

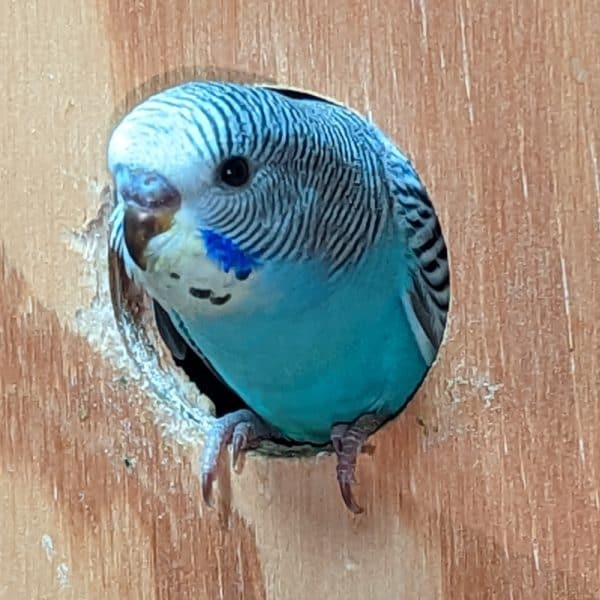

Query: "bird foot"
<box><xmin>200</xmin><ymin>409</ymin><xmax>281</xmax><ymax>506</ymax></box>
<box><xmin>331</xmin><ymin>413</ymin><xmax>384</xmax><ymax>514</ymax></box>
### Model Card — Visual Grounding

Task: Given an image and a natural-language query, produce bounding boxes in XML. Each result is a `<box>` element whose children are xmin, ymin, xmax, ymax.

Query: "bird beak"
<box><xmin>112</xmin><ymin>165</ymin><xmax>181</xmax><ymax>270</ymax></box>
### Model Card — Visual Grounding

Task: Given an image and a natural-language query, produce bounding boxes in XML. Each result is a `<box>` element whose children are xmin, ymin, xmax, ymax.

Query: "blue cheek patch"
<box><xmin>199</xmin><ymin>228</ymin><xmax>259</xmax><ymax>280</ymax></box>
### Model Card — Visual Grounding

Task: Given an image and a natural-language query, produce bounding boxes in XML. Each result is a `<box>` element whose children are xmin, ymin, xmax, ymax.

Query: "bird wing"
<box><xmin>387</xmin><ymin>150</ymin><xmax>450</xmax><ymax>366</ymax></box>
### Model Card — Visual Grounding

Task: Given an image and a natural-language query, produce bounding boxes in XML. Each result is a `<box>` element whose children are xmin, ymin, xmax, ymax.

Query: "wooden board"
<box><xmin>1</xmin><ymin>1</ymin><xmax>598</xmax><ymax>598</ymax></box>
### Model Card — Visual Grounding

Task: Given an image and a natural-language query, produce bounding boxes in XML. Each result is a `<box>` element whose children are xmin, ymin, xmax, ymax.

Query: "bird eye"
<box><xmin>218</xmin><ymin>156</ymin><xmax>251</xmax><ymax>187</ymax></box>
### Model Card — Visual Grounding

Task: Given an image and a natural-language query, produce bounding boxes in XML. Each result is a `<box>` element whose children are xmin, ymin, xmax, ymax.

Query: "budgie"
<box><xmin>108</xmin><ymin>81</ymin><xmax>449</xmax><ymax>513</ymax></box>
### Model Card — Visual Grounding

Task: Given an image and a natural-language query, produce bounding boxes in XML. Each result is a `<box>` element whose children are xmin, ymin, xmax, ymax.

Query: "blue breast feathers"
<box><xmin>200</xmin><ymin>228</ymin><xmax>260</xmax><ymax>281</ymax></box>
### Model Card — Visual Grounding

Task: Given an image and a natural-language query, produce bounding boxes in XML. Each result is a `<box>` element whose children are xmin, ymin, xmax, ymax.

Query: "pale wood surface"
<box><xmin>1</xmin><ymin>1</ymin><xmax>599</xmax><ymax>598</ymax></box>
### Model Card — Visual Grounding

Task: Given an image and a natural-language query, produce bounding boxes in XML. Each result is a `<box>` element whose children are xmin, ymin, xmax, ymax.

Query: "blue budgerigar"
<box><xmin>108</xmin><ymin>81</ymin><xmax>449</xmax><ymax>513</ymax></box>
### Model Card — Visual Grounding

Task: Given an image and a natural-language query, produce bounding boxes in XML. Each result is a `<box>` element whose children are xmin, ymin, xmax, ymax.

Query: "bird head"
<box><xmin>108</xmin><ymin>82</ymin><xmax>359</xmax><ymax>276</ymax></box>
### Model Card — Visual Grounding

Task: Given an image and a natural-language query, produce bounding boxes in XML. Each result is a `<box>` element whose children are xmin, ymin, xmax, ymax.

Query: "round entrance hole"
<box><xmin>107</xmin><ymin>73</ymin><xmax>451</xmax><ymax>462</ymax></box>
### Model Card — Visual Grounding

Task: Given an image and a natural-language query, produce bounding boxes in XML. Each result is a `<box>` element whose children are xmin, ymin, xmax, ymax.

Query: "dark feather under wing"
<box><xmin>386</xmin><ymin>151</ymin><xmax>450</xmax><ymax>365</ymax></box>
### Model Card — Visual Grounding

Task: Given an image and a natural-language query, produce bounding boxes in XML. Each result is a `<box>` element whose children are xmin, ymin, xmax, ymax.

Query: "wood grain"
<box><xmin>1</xmin><ymin>0</ymin><xmax>598</xmax><ymax>598</ymax></box>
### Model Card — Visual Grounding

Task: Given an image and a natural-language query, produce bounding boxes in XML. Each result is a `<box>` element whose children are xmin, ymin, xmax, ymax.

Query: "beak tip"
<box><xmin>123</xmin><ymin>205</ymin><xmax>176</xmax><ymax>271</ymax></box>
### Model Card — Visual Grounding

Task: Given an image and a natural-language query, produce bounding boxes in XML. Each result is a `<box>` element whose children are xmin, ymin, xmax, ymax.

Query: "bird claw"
<box><xmin>200</xmin><ymin>409</ymin><xmax>281</xmax><ymax>507</ymax></box>
<box><xmin>331</xmin><ymin>413</ymin><xmax>383</xmax><ymax>514</ymax></box>
<box><xmin>338</xmin><ymin>474</ymin><xmax>364</xmax><ymax>515</ymax></box>
<box><xmin>335</xmin><ymin>448</ymin><xmax>364</xmax><ymax>515</ymax></box>
<box><xmin>201</xmin><ymin>471</ymin><xmax>216</xmax><ymax>507</ymax></box>
<box><xmin>200</xmin><ymin>409</ymin><xmax>381</xmax><ymax>514</ymax></box>
<box><xmin>232</xmin><ymin>422</ymin><xmax>251</xmax><ymax>473</ymax></box>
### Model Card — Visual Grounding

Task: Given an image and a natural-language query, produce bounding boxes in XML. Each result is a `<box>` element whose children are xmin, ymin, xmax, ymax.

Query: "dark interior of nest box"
<box><xmin>155</xmin><ymin>300</ymin><xmax>249</xmax><ymax>418</ymax></box>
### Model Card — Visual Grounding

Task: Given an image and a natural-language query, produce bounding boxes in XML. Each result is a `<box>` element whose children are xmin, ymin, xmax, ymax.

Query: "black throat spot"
<box><xmin>189</xmin><ymin>287</ymin><xmax>232</xmax><ymax>306</ymax></box>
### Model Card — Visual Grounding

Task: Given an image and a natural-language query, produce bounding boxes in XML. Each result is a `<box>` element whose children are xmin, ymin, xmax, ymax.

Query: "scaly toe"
<box><xmin>330</xmin><ymin>423</ymin><xmax>349</xmax><ymax>455</ymax></box>
<box><xmin>232</xmin><ymin>422</ymin><xmax>251</xmax><ymax>472</ymax></box>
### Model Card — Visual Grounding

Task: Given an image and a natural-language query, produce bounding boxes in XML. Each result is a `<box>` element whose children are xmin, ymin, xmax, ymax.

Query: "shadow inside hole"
<box><xmin>172</xmin><ymin>347</ymin><xmax>249</xmax><ymax>418</ymax></box>
<box><xmin>152</xmin><ymin>298</ymin><xmax>248</xmax><ymax>418</ymax></box>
